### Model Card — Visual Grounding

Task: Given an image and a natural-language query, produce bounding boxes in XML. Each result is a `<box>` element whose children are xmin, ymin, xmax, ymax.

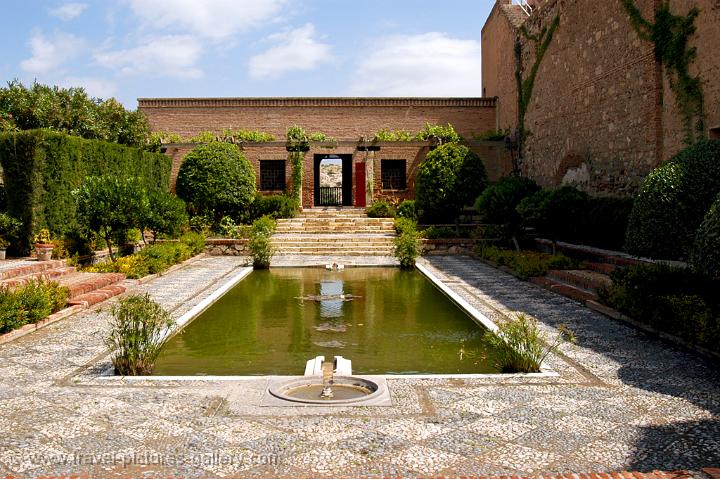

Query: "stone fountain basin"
<box><xmin>261</xmin><ymin>376</ymin><xmax>392</xmax><ymax>407</ymax></box>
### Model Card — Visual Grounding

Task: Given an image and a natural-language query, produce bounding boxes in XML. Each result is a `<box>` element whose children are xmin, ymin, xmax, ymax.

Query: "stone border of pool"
<box><xmin>72</xmin><ymin>260</ymin><xmax>568</xmax><ymax>385</ymax></box>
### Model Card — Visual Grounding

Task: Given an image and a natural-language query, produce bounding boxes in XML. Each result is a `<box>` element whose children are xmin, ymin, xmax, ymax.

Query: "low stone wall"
<box><xmin>205</xmin><ymin>238</ymin><xmax>250</xmax><ymax>256</ymax></box>
<box><xmin>421</xmin><ymin>239</ymin><xmax>479</xmax><ymax>256</ymax></box>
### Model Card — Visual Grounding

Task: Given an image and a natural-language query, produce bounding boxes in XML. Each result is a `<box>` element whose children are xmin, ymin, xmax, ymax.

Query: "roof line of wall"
<box><xmin>137</xmin><ymin>97</ymin><xmax>497</xmax><ymax>108</ymax></box>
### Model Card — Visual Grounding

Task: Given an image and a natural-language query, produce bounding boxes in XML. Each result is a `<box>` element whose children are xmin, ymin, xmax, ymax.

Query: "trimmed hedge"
<box><xmin>0</xmin><ymin>130</ymin><xmax>171</xmax><ymax>254</ymax></box>
<box><xmin>625</xmin><ymin>139</ymin><xmax>720</xmax><ymax>260</ymax></box>
<box><xmin>691</xmin><ymin>193</ymin><xmax>720</xmax><ymax>277</ymax></box>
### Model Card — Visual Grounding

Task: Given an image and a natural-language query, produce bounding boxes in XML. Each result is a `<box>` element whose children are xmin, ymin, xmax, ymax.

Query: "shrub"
<box><xmin>250</xmin><ymin>194</ymin><xmax>299</xmax><ymax>220</ymax></box>
<box><xmin>188</xmin><ymin>215</ymin><xmax>213</xmax><ymax>236</ymax></box>
<box><xmin>0</xmin><ymin>130</ymin><xmax>170</xmax><ymax>255</ymax></box>
<box><xmin>416</xmin><ymin>143</ymin><xmax>487</xmax><ymax>222</ymax></box>
<box><xmin>415</xmin><ymin>123</ymin><xmax>462</xmax><ymax>143</ymax></box>
<box><xmin>0</xmin><ymin>280</ymin><xmax>68</xmax><ymax>334</ymax></box>
<box><xmin>396</xmin><ymin>200</ymin><xmax>418</xmax><ymax>221</ymax></box>
<box><xmin>219</xmin><ymin>128</ymin><xmax>275</xmax><ymax>143</ymax></box>
<box><xmin>373</xmin><ymin>129</ymin><xmax>414</xmax><ymax>141</ymax></box>
<box><xmin>104</xmin><ymin>293</ymin><xmax>175</xmax><ymax>375</ymax></box>
<box><xmin>393</xmin><ymin>219</ymin><xmax>420</xmax><ymax>269</ymax></box>
<box><xmin>475</xmin><ymin>176</ymin><xmax>539</xmax><ymax>249</ymax></box>
<box><xmin>74</xmin><ymin>176</ymin><xmax>149</xmax><ymax>260</ymax></box>
<box><xmin>366</xmin><ymin>199</ymin><xmax>396</xmax><ymax>218</ymax></box>
<box><xmin>690</xmin><ymin>194</ymin><xmax>720</xmax><ymax>277</ymax></box>
<box><xmin>249</xmin><ymin>216</ymin><xmax>276</xmax><ymax>269</ymax></box>
<box><xmin>625</xmin><ymin>139</ymin><xmax>720</xmax><ymax>259</ymax></box>
<box><xmin>422</xmin><ymin>226</ymin><xmax>457</xmax><ymax>239</ymax></box>
<box><xmin>475</xmin><ymin>245</ymin><xmax>578</xmax><ymax>280</ymax></box>
<box><xmin>394</xmin><ymin>217</ymin><xmax>416</xmax><ymax>235</ymax></box>
<box><xmin>598</xmin><ymin>263</ymin><xmax>720</xmax><ymax>352</ymax></box>
<box><xmin>175</xmin><ymin>142</ymin><xmax>257</xmax><ymax>220</ymax></box>
<box><xmin>483</xmin><ymin>313</ymin><xmax>574</xmax><ymax>373</ymax></box>
<box><xmin>141</xmin><ymin>191</ymin><xmax>188</xmax><ymax>242</ymax></box>
<box><xmin>179</xmin><ymin>232</ymin><xmax>206</xmax><ymax>256</ymax></box>
<box><xmin>577</xmin><ymin>196</ymin><xmax>634</xmax><ymax>250</ymax></box>
<box><xmin>517</xmin><ymin>186</ymin><xmax>589</xmax><ymax>249</ymax></box>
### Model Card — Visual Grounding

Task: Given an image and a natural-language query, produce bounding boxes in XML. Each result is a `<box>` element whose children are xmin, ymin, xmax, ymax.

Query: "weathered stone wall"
<box><xmin>205</xmin><ymin>238</ymin><xmax>249</xmax><ymax>256</ymax></box>
<box><xmin>481</xmin><ymin>0</ymin><xmax>720</xmax><ymax>196</ymax></box>
<box><xmin>482</xmin><ymin>0</ymin><xmax>521</xmax><ymax>130</ymax></box>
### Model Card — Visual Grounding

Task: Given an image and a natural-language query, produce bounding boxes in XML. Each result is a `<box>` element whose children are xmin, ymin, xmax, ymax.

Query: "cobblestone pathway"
<box><xmin>0</xmin><ymin>255</ymin><xmax>718</xmax><ymax>478</ymax></box>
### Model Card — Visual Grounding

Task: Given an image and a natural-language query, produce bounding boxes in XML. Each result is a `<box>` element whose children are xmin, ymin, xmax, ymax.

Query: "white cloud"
<box><xmin>94</xmin><ymin>35</ymin><xmax>203</xmax><ymax>79</ymax></box>
<box><xmin>49</xmin><ymin>2</ymin><xmax>88</xmax><ymax>21</ymax></box>
<box><xmin>60</xmin><ymin>76</ymin><xmax>117</xmax><ymax>99</ymax></box>
<box><xmin>127</xmin><ymin>0</ymin><xmax>286</xmax><ymax>41</ymax></box>
<box><xmin>20</xmin><ymin>31</ymin><xmax>85</xmax><ymax>74</ymax></box>
<box><xmin>349</xmin><ymin>32</ymin><xmax>482</xmax><ymax>96</ymax></box>
<box><xmin>249</xmin><ymin>24</ymin><xmax>333</xmax><ymax>79</ymax></box>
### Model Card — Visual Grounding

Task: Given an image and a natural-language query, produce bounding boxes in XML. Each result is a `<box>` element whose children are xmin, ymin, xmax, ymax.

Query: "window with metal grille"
<box><xmin>381</xmin><ymin>159</ymin><xmax>406</xmax><ymax>190</ymax></box>
<box><xmin>260</xmin><ymin>160</ymin><xmax>286</xmax><ymax>191</ymax></box>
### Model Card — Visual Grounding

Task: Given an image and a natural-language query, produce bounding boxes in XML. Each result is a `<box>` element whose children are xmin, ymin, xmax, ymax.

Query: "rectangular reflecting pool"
<box><xmin>153</xmin><ymin>268</ymin><xmax>501</xmax><ymax>376</ymax></box>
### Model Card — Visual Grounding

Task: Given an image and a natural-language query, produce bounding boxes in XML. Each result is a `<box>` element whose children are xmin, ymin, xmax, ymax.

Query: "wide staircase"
<box><xmin>0</xmin><ymin>259</ymin><xmax>127</xmax><ymax>308</ymax></box>
<box><xmin>272</xmin><ymin>208</ymin><xmax>396</xmax><ymax>256</ymax></box>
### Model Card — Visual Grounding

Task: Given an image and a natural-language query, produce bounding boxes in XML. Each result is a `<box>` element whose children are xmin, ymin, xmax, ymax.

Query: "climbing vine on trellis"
<box><xmin>286</xmin><ymin>125</ymin><xmax>309</xmax><ymax>203</ymax></box>
<box><xmin>514</xmin><ymin>14</ymin><xmax>560</xmax><ymax>173</ymax></box>
<box><xmin>622</xmin><ymin>0</ymin><xmax>705</xmax><ymax>145</ymax></box>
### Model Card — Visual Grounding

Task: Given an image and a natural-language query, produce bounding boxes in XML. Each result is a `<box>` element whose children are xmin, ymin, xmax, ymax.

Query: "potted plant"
<box><xmin>34</xmin><ymin>229</ymin><xmax>54</xmax><ymax>261</ymax></box>
<box><xmin>0</xmin><ymin>213</ymin><xmax>22</xmax><ymax>260</ymax></box>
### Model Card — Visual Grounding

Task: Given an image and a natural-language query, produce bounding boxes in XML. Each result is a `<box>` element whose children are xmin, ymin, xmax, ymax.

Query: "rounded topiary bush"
<box><xmin>416</xmin><ymin>143</ymin><xmax>487</xmax><ymax>222</ymax></box>
<box><xmin>625</xmin><ymin>139</ymin><xmax>720</xmax><ymax>260</ymax></box>
<box><xmin>176</xmin><ymin>142</ymin><xmax>256</xmax><ymax>219</ymax></box>
<box><xmin>475</xmin><ymin>176</ymin><xmax>539</xmax><ymax>225</ymax></box>
<box><xmin>691</xmin><ymin>193</ymin><xmax>720</xmax><ymax>277</ymax></box>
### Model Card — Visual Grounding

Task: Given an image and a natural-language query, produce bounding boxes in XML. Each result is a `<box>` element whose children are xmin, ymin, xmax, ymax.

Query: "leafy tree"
<box><xmin>140</xmin><ymin>191</ymin><xmax>188</xmax><ymax>243</ymax></box>
<box><xmin>74</xmin><ymin>176</ymin><xmax>149</xmax><ymax>260</ymax></box>
<box><xmin>175</xmin><ymin>142</ymin><xmax>257</xmax><ymax>221</ymax></box>
<box><xmin>475</xmin><ymin>176</ymin><xmax>539</xmax><ymax>250</ymax></box>
<box><xmin>691</xmin><ymin>193</ymin><xmax>720</xmax><ymax>277</ymax></box>
<box><xmin>0</xmin><ymin>80</ymin><xmax>150</xmax><ymax>147</ymax></box>
<box><xmin>416</xmin><ymin>143</ymin><xmax>487</xmax><ymax>223</ymax></box>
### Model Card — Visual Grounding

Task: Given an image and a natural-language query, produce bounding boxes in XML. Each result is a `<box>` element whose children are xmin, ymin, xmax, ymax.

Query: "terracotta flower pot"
<box><xmin>35</xmin><ymin>243</ymin><xmax>53</xmax><ymax>261</ymax></box>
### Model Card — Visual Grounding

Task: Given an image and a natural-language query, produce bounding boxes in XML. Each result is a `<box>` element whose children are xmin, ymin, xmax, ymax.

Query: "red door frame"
<box><xmin>354</xmin><ymin>165</ymin><xmax>366</xmax><ymax>207</ymax></box>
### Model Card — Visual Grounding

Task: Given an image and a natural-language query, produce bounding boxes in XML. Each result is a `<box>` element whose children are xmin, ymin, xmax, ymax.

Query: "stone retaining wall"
<box><xmin>421</xmin><ymin>238</ymin><xmax>479</xmax><ymax>256</ymax></box>
<box><xmin>204</xmin><ymin>238</ymin><xmax>250</xmax><ymax>256</ymax></box>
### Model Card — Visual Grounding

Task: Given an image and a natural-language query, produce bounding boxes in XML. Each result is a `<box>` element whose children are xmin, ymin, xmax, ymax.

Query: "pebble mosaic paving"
<box><xmin>0</xmin><ymin>255</ymin><xmax>718</xmax><ymax>478</ymax></box>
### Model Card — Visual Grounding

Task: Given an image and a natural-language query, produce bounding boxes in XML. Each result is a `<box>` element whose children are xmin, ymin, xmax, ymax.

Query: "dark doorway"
<box><xmin>314</xmin><ymin>154</ymin><xmax>353</xmax><ymax>206</ymax></box>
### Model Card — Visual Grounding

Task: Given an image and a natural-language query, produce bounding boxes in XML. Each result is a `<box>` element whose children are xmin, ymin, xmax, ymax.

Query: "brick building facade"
<box><xmin>482</xmin><ymin>0</ymin><xmax>720</xmax><ymax>196</ymax></box>
<box><xmin>139</xmin><ymin>98</ymin><xmax>510</xmax><ymax>209</ymax></box>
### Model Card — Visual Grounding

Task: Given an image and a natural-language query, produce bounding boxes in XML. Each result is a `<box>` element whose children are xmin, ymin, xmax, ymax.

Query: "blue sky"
<box><xmin>1</xmin><ymin>1</ymin><xmax>495</xmax><ymax>109</ymax></box>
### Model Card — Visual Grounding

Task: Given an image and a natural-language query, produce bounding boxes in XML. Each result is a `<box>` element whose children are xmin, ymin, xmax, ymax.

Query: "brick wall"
<box><xmin>139</xmin><ymin>98</ymin><xmax>498</xmax><ymax>141</ymax></box>
<box><xmin>481</xmin><ymin>0</ymin><xmax>720</xmax><ymax>196</ymax></box>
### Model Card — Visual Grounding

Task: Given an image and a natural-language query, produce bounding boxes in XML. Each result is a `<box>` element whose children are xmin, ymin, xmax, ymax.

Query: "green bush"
<box><xmin>396</xmin><ymin>200</ymin><xmax>418</xmax><ymax>221</ymax></box>
<box><xmin>517</xmin><ymin>186</ymin><xmax>589</xmax><ymax>248</ymax></box>
<box><xmin>179</xmin><ymin>232</ymin><xmax>206</xmax><ymax>256</ymax></box>
<box><xmin>105</xmin><ymin>293</ymin><xmax>175</xmax><ymax>375</ymax></box>
<box><xmin>250</xmin><ymin>194</ymin><xmax>299</xmax><ymax>220</ymax></box>
<box><xmin>0</xmin><ymin>80</ymin><xmax>150</xmax><ymax>147</ymax></box>
<box><xmin>598</xmin><ymin>263</ymin><xmax>720</xmax><ymax>352</ymax></box>
<box><xmin>394</xmin><ymin>220</ymin><xmax>421</xmax><ymax>269</ymax></box>
<box><xmin>74</xmin><ymin>176</ymin><xmax>149</xmax><ymax>260</ymax></box>
<box><xmin>483</xmin><ymin>313</ymin><xmax>573</xmax><ymax>373</ymax></box>
<box><xmin>475</xmin><ymin>245</ymin><xmax>578</xmax><ymax>280</ymax></box>
<box><xmin>249</xmin><ymin>216</ymin><xmax>276</xmax><ymax>269</ymax></box>
<box><xmin>415</xmin><ymin>123</ymin><xmax>462</xmax><ymax>143</ymax></box>
<box><xmin>175</xmin><ymin>142</ymin><xmax>256</xmax><ymax>220</ymax></box>
<box><xmin>625</xmin><ymin>139</ymin><xmax>720</xmax><ymax>259</ymax></box>
<box><xmin>577</xmin><ymin>196</ymin><xmax>634</xmax><ymax>250</ymax></box>
<box><xmin>422</xmin><ymin>226</ymin><xmax>457</xmax><ymax>239</ymax></box>
<box><xmin>0</xmin><ymin>130</ymin><xmax>170</xmax><ymax>255</ymax></box>
<box><xmin>366</xmin><ymin>199</ymin><xmax>396</xmax><ymax>218</ymax></box>
<box><xmin>0</xmin><ymin>280</ymin><xmax>69</xmax><ymax>334</ymax></box>
<box><xmin>141</xmin><ymin>191</ymin><xmax>188</xmax><ymax>242</ymax></box>
<box><xmin>475</xmin><ymin>176</ymin><xmax>539</xmax><ymax>248</ymax></box>
<box><xmin>690</xmin><ymin>194</ymin><xmax>720</xmax><ymax>277</ymax></box>
<box><xmin>416</xmin><ymin>143</ymin><xmax>487</xmax><ymax>222</ymax></box>
<box><xmin>394</xmin><ymin>217</ymin><xmax>416</xmax><ymax>235</ymax></box>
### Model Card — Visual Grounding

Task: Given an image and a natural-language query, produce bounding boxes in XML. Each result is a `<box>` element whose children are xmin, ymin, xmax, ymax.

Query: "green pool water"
<box><xmin>153</xmin><ymin>267</ymin><xmax>500</xmax><ymax>375</ymax></box>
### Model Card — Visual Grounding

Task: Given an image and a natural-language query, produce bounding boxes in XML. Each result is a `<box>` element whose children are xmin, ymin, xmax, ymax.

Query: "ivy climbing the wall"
<box><xmin>622</xmin><ymin>0</ymin><xmax>704</xmax><ymax>145</ymax></box>
<box><xmin>286</xmin><ymin>125</ymin><xmax>309</xmax><ymax>204</ymax></box>
<box><xmin>514</xmin><ymin>15</ymin><xmax>560</xmax><ymax>174</ymax></box>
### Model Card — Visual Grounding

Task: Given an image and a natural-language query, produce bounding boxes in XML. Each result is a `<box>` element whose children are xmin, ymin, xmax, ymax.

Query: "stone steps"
<box><xmin>0</xmin><ymin>261</ymin><xmax>127</xmax><ymax>308</ymax></box>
